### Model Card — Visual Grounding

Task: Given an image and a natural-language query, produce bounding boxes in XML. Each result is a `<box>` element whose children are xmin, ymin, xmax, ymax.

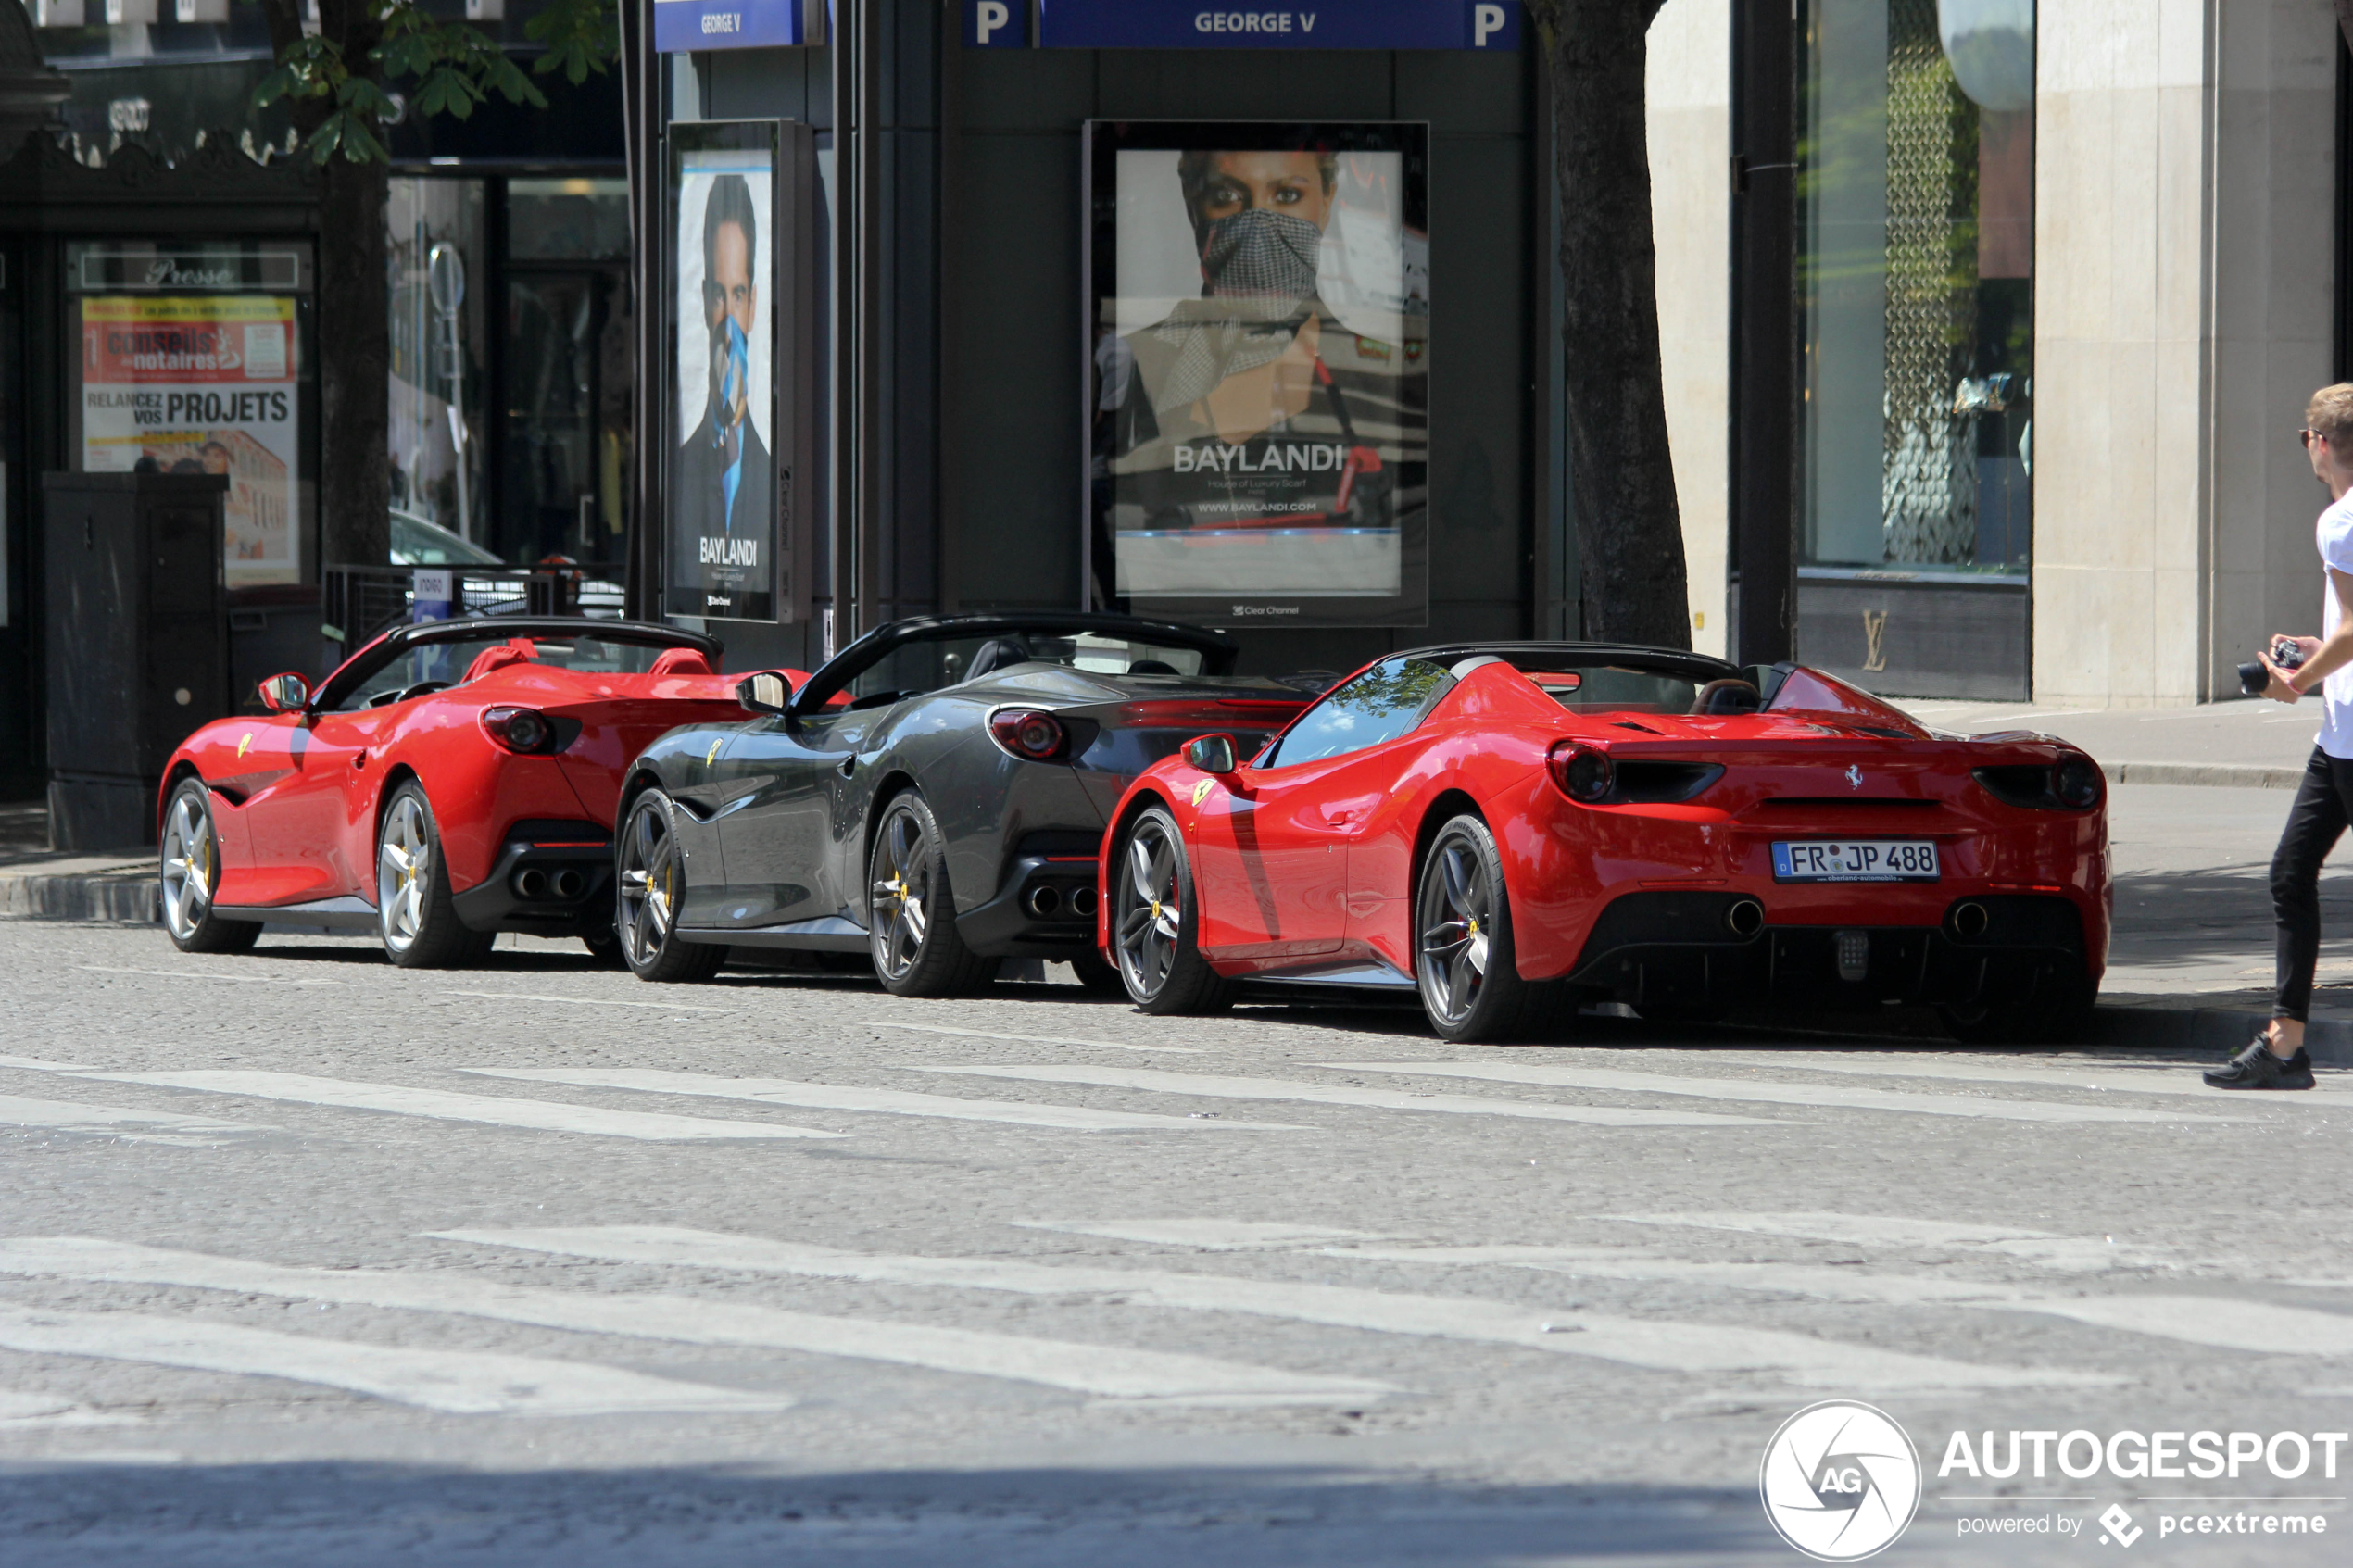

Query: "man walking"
<box><xmin>2213</xmin><ymin>383</ymin><xmax>2353</xmax><ymax>1088</ymax></box>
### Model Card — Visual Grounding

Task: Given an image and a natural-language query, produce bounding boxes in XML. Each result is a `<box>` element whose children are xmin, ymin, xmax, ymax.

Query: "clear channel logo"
<box><xmin>1760</xmin><ymin>1400</ymin><xmax>1923</xmax><ymax>1561</ymax></box>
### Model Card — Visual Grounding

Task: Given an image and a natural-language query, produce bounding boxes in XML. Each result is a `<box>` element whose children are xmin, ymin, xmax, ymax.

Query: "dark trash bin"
<box><xmin>42</xmin><ymin>471</ymin><xmax>229</xmax><ymax>849</ymax></box>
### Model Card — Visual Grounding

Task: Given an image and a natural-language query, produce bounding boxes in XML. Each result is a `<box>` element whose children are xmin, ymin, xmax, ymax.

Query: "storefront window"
<box><xmin>504</xmin><ymin>177</ymin><xmax>632</xmax><ymax>569</ymax></box>
<box><xmin>386</xmin><ymin>176</ymin><xmax>632</xmax><ymax>570</ymax></box>
<box><xmin>1798</xmin><ymin>0</ymin><xmax>2032</xmax><ymax>577</ymax></box>
<box><xmin>387</xmin><ymin>178</ymin><xmax>492</xmax><ymax>563</ymax></box>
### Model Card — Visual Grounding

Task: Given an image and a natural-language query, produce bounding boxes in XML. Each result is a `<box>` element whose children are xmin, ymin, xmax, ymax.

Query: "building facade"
<box><xmin>5</xmin><ymin>0</ymin><xmax>2349</xmax><ymax>809</ymax></box>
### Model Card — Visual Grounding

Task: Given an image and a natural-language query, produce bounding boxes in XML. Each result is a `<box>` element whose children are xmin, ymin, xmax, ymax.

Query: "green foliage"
<box><xmin>253</xmin><ymin>0</ymin><xmax>616</xmax><ymax>166</ymax></box>
<box><xmin>527</xmin><ymin>0</ymin><xmax>618</xmax><ymax>85</ymax></box>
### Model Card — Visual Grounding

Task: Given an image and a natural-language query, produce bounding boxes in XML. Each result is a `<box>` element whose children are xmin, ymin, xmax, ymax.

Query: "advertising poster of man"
<box><xmin>668</xmin><ymin>123</ymin><xmax>781</xmax><ymax>621</ymax></box>
<box><xmin>78</xmin><ymin>294</ymin><xmax>301</xmax><ymax>584</ymax></box>
<box><xmin>1088</xmin><ymin>121</ymin><xmax>1429</xmax><ymax>629</ymax></box>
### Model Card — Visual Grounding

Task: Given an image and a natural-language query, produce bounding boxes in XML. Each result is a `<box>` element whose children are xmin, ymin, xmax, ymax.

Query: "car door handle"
<box><xmin>352</xmin><ymin>751</ymin><xmax>366</xmax><ymax>769</ymax></box>
<box><xmin>837</xmin><ymin>755</ymin><xmax>856</xmax><ymax>779</ymax></box>
<box><xmin>1322</xmin><ymin>807</ymin><xmax>1358</xmax><ymax>824</ymax></box>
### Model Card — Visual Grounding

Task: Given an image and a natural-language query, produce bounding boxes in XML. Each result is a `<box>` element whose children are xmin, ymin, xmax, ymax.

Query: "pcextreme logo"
<box><xmin>1760</xmin><ymin>1400</ymin><xmax>1923</xmax><ymax>1561</ymax></box>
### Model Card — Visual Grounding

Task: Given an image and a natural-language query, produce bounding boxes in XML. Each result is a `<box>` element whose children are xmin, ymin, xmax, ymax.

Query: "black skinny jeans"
<box><xmin>2272</xmin><ymin>746</ymin><xmax>2353</xmax><ymax>1021</ymax></box>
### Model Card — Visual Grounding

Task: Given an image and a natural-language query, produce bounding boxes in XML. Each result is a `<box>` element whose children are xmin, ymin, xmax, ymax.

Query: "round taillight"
<box><xmin>2053</xmin><ymin>754</ymin><xmax>2101</xmax><ymax>809</ymax></box>
<box><xmin>1546</xmin><ymin>741</ymin><xmax>1614</xmax><ymax>804</ymax></box>
<box><xmin>988</xmin><ymin>708</ymin><xmax>1066</xmax><ymax>761</ymax></box>
<box><xmin>483</xmin><ymin>706</ymin><xmax>552</xmax><ymax>754</ymax></box>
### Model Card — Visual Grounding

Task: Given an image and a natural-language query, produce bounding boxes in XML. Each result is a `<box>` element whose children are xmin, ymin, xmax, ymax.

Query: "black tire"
<box><xmin>1110</xmin><ymin>806</ymin><xmax>1236</xmax><ymax>1015</ymax></box>
<box><xmin>158</xmin><ymin>779</ymin><xmax>261</xmax><ymax>955</ymax></box>
<box><xmin>616</xmin><ymin>789</ymin><xmax>726</xmax><ymax>984</ymax></box>
<box><xmin>1070</xmin><ymin>951</ymin><xmax>1127</xmax><ymax>997</ymax></box>
<box><xmin>1414</xmin><ymin>814</ymin><xmax>1554</xmax><ymax>1044</ymax></box>
<box><xmin>375</xmin><ymin>781</ymin><xmax>496</xmax><ymax>969</ymax></box>
<box><xmin>1940</xmin><ymin>975</ymin><xmax>2096</xmax><ymax>1046</ymax></box>
<box><xmin>868</xmin><ymin>791</ymin><xmax>995</xmax><ymax>997</ymax></box>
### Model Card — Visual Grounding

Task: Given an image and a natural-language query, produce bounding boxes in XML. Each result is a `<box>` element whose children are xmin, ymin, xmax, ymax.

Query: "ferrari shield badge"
<box><xmin>706</xmin><ymin>737</ymin><xmax>724</xmax><ymax>766</ymax></box>
<box><xmin>1190</xmin><ymin>779</ymin><xmax>1214</xmax><ymax>808</ymax></box>
<box><xmin>237</xmin><ymin>733</ymin><xmax>254</xmax><ymax>759</ymax></box>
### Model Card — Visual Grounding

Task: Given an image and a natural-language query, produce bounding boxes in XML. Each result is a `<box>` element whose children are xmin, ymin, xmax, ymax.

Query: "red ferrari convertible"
<box><xmin>1098</xmin><ymin>644</ymin><xmax>2109</xmax><ymax>1044</ymax></box>
<box><xmin>157</xmin><ymin>617</ymin><xmax>783</xmax><ymax>967</ymax></box>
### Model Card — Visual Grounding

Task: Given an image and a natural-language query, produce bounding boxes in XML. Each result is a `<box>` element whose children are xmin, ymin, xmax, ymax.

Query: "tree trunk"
<box><xmin>261</xmin><ymin>0</ymin><xmax>390</xmax><ymax>576</ymax></box>
<box><xmin>1529</xmin><ymin>0</ymin><xmax>1690</xmax><ymax>649</ymax></box>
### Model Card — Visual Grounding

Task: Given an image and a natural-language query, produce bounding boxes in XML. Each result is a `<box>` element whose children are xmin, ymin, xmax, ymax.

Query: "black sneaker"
<box><xmin>2203</xmin><ymin>1039</ymin><xmax>2315</xmax><ymax>1090</ymax></box>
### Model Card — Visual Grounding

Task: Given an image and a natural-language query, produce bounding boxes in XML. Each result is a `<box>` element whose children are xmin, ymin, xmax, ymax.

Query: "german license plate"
<box><xmin>1771</xmin><ymin>839</ymin><xmax>1940</xmax><ymax>883</ymax></box>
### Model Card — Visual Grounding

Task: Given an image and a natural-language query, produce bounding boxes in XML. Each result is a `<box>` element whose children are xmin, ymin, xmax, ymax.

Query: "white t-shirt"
<box><xmin>2316</xmin><ymin>487</ymin><xmax>2353</xmax><ymax>757</ymax></box>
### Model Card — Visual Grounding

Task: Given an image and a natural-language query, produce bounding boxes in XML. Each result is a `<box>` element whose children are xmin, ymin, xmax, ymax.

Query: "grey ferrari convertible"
<box><xmin>612</xmin><ymin>611</ymin><xmax>1312</xmax><ymax>995</ymax></box>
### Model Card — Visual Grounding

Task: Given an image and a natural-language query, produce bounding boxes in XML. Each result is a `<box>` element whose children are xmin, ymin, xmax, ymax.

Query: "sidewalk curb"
<box><xmin>2095</xmin><ymin>1003</ymin><xmax>2353</xmax><ymax>1065</ymax></box>
<box><xmin>0</xmin><ymin>871</ymin><xmax>159</xmax><ymax>924</ymax></box>
<box><xmin>2105</xmin><ymin>761</ymin><xmax>2303</xmax><ymax>791</ymax></box>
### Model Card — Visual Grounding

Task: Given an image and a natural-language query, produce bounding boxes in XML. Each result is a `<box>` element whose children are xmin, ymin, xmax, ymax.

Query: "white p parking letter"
<box><xmin>1473</xmin><ymin>3</ymin><xmax>1505</xmax><ymax>45</ymax></box>
<box><xmin>975</xmin><ymin>0</ymin><xmax>1008</xmax><ymax>44</ymax></box>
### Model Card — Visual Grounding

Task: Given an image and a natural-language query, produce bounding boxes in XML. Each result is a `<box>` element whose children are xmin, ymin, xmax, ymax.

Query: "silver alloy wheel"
<box><xmin>159</xmin><ymin>788</ymin><xmax>215</xmax><ymax>941</ymax></box>
<box><xmin>376</xmin><ymin>792</ymin><xmax>434</xmax><ymax>956</ymax></box>
<box><xmin>869</xmin><ymin>803</ymin><xmax>934</xmax><ymax>984</ymax></box>
<box><xmin>1416</xmin><ymin>834</ymin><xmax>1494</xmax><ymax>1026</ymax></box>
<box><xmin>617</xmin><ymin>795</ymin><xmax>681</xmax><ymax>966</ymax></box>
<box><xmin>1114</xmin><ymin>815</ymin><xmax>1183</xmax><ymax>998</ymax></box>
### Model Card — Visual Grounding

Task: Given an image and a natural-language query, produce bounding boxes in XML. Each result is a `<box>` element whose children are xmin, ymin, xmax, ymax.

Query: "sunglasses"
<box><xmin>2303</xmin><ymin>428</ymin><xmax>2333</xmax><ymax>448</ymax></box>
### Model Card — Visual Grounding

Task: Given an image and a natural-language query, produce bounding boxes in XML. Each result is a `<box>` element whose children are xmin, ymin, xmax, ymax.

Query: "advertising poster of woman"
<box><xmin>1088</xmin><ymin>120</ymin><xmax>1429</xmax><ymax>629</ymax></box>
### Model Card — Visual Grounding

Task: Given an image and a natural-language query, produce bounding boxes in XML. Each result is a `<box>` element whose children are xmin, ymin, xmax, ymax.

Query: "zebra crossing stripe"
<box><xmin>1316</xmin><ymin>1061</ymin><xmax>2238</xmax><ymax>1124</ymax></box>
<box><xmin>0</xmin><ymin>1300</ymin><xmax>789</xmax><ymax>1417</ymax></box>
<box><xmin>0</xmin><ymin>1238</ymin><xmax>1392</xmax><ymax>1407</ymax></box>
<box><xmin>443</xmin><ymin>1225</ymin><xmax>2117</xmax><ymax>1391</ymax></box>
<box><xmin>1331</xmin><ymin>1244</ymin><xmax>2353</xmax><ymax>1355</ymax></box>
<box><xmin>22</xmin><ymin>1068</ymin><xmax>847</xmax><ymax>1142</ymax></box>
<box><xmin>1014</xmin><ymin>1219</ymin><xmax>1390</xmax><ymax>1250</ymax></box>
<box><xmin>0</xmin><ymin>1093</ymin><xmax>273</xmax><ymax>1147</ymax></box>
<box><xmin>864</xmin><ymin>1022</ymin><xmax>1203</xmax><ymax>1056</ymax></box>
<box><xmin>458</xmin><ymin>1067</ymin><xmax>1305</xmax><ymax>1132</ymax></box>
<box><xmin>902</xmin><ymin>1065</ymin><xmax>1778</xmax><ymax>1127</ymax></box>
<box><xmin>1707</xmin><ymin>1054</ymin><xmax>2346</xmax><ymax>1099</ymax></box>
<box><xmin>1603</xmin><ymin>1211</ymin><xmax>2147</xmax><ymax>1272</ymax></box>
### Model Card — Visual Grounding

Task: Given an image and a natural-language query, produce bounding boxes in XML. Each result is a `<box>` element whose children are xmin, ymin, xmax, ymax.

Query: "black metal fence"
<box><xmin>320</xmin><ymin>565</ymin><xmax>628</xmax><ymax>655</ymax></box>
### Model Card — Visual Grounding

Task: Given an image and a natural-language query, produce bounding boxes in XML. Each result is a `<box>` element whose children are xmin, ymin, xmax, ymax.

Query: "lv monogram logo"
<box><xmin>1862</xmin><ymin>609</ymin><xmax>1889</xmax><ymax>673</ymax></box>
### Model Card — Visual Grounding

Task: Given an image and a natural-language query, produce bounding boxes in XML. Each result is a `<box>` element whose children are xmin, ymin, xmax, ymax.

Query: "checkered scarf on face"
<box><xmin>1145</xmin><ymin>207</ymin><xmax>1324</xmax><ymax>417</ymax></box>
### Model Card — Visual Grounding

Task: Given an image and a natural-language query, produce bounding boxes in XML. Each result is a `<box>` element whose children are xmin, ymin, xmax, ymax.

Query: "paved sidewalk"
<box><xmin>1906</xmin><ymin>694</ymin><xmax>2322</xmax><ymax>788</ymax></box>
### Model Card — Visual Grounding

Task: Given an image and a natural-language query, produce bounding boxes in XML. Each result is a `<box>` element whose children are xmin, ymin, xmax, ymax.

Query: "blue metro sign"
<box><xmin>996</xmin><ymin>1</ymin><xmax>1519</xmax><ymax>50</ymax></box>
<box><xmin>654</xmin><ymin>0</ymin><xmax>816</xmax><ymax>53</ymax></box>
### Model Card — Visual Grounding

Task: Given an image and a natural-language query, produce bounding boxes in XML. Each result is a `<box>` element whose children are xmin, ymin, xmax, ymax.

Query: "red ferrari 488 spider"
<box><xmin>1100</xmin><ymin>644</ymin><xmax>2109</xmax><ymax>1044</ymax></box>
<box><xmin>157</xmin><ymin>617</ymin><xmax>786</xmax><ymax>967</ymax></box>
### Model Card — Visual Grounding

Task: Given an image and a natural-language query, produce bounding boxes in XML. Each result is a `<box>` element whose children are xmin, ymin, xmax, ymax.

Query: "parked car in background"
<box><xmin>157</xmin><ymin>617</ymin><xmax>786</xmax><ymax>968</ymax></box>
<box><xmin>613</xmin><ymin>612</ymin><xmax>1312</xmax><ymax>996</ymax></box>
<box><xmin>1101</xmin><ymin>644</ymin><xmax>2110</xmax><ymax>1044</ymax></box>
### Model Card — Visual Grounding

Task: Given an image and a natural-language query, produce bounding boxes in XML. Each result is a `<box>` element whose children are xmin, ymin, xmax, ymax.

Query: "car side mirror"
<box><xmin>736</xmin><ymin>671</ymin><xmax>793</xmax><ymax>714</ymax></box>
<box><xmin>258</xmin><ymin>671</ymin><xmax>309</xmax><ymax>712</ymax></box>
<box><xmin>1182</xmin><ymin>733</ymin><xmax>1238</xmax><ymax>774</ymax></box>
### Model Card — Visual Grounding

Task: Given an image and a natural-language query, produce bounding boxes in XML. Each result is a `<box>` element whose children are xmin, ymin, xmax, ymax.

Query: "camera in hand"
<box><xmin>2238</xmin><ymin>636</ymin><xmax>2309</xmax><ymax>696</ymax></box>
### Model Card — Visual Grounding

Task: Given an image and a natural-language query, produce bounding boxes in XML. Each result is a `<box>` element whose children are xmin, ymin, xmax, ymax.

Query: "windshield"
<box><xmin>1535</xmin><ymin>663</ymin><xmax>1706</xmax><ymax>716</ymax></box>
<box><xmin>843</xmin><ymin>630</ymin><xmax>1209</xmax><ymax>705</ymax></box>
<box><xmin>334</xmin><ymin>634</ymin><xmax>692</xmax><ymax>710</ymax></box>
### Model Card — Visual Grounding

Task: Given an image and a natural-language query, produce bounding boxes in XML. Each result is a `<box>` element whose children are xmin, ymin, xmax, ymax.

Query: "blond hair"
<box><xmin>2309</xmin><ymin>383</ymin><xmax>2353</xmax><ymax>448</ymax></box>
